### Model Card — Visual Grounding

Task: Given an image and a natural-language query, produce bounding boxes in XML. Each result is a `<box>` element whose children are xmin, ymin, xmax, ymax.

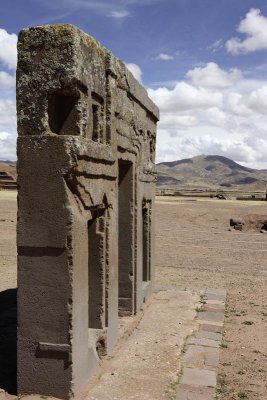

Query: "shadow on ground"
<box><xmin>0</xmin><ymin>289</ymin><xmax>17</xmax><ymax>394</ymax></box>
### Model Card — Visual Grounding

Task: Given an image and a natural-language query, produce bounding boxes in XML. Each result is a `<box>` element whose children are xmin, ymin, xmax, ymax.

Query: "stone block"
<box><xmin>17</xmin><ymin>24</ymin><xmax>158</xmax><ymax>399</ymax></box>
<box><xmin>197</xmin><ymin>311</ymin><xmax>224</xmax><ymax>323</ymax></box>
<box><xmin>196</xmin><ymin>330</ymin><xmax>222</xmax><ymax>342</ymax></box>
<box><xmin>180</xmin><ymin>368</ymin><xmax>217</xmax><ymax>387</ymax></box>
<box><xmin>183</xmin><ymin>345</ymin><xmax>219</xmax><ymax>370</ymax></box>
<box><xmin>176</xmin><ymin>384</ymin><xmax>215</xmax><ymax>400</ymax></box>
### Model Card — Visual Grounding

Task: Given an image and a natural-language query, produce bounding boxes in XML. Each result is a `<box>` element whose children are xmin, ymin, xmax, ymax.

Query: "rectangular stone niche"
<box><xmin>17</xmin><ymin>23</ymin><xmax>159</xmax><ymax>400</ymax></box>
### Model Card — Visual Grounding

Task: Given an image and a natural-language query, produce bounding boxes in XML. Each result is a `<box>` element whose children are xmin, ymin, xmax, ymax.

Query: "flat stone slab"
<box><xmin>197</xmin><ymin>311</ymin><xmax>224</xmax><ymax>323</ymax></box>
<box><xmin>180</xmin><ymin>368</ymin><xmax>217</xmax><ymax>387</ymax></box>
<box><xmin>206</xmin><ymin>299</ymin><xmax>225</xmax><ymax>306</ymax></box>
<box><xmin>204</xmin><ymin>304</ymin><xmax>225</xmax><ymax>312</ymax></box>
<box><xmin>206</xmin><ymin>288</ymin><xmax>226</xmax><ymax>297</ymax></box>
<box><xmin>205</xmin><ymin>293</ymin><xmax>226</xmax><ymax>302</ymax></box>
<box><xmin>176</xmin><ymin>384</ymin><xmax>215</xmax><ymax>400</ymax></box>
<box><xmin>199</xmin><ymin>323</ymin><xmax>224</xmax><ymax>333</ymax></box>
<box><xmin>196</xmin><ymin>330</ymin><xmax>222</xmax><ymax>341</ymax></box>
<box><xmin>176</xmin><ymin>288</ymin><xmax>226</xmax><ymax>399</ymax></box>
<box><xmin>188</xmin><ymin>337</ymin><xmax>220</xmax><ymax>348</ymax></box>
<box><xmin>183</xmin><ymin>345</ymin><xmax>219</xmax><ymax>370</ymax></box>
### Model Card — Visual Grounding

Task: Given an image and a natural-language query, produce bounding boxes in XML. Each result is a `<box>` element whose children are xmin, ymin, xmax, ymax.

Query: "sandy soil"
<box><xmin>155</xmin><ymin>196</ymin><xmax>267</xmax><ymax>400</ymax></box>
<box><xmin>0</xmin><ymin>192</ymin><xmax>267</xmax><ymax>399</ymax></box>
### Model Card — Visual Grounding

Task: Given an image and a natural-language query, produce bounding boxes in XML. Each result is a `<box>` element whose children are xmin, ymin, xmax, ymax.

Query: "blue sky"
<box><xmin>1</xmin><ymin>0</ymin><xmax>267</xmax><ymax>167</ymax></box>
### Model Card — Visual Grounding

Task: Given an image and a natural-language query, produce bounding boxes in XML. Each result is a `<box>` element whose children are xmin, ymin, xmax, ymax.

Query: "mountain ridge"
<box><xmin>157</xmin><ymin>155</ymin><xmax>267</xmax><ymax>190</ymax></box>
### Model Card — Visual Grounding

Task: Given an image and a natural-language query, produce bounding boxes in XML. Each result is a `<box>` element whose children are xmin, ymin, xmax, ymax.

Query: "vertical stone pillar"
<box><xmin>16</xmin><ymin>23</ymin><xmax>158</xmax><ymax>399</ymax></box>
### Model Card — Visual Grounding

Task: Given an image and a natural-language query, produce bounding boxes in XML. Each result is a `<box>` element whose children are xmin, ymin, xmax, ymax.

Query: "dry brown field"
<box><xmin>155</xmin><ymin>196</ymin><xmax>267</xmax><ymax>399</ymax></box>
<box><xmin>0</xmin><ymin>192</ymin><xmax>267</xmax><ymax>399</ymax></box>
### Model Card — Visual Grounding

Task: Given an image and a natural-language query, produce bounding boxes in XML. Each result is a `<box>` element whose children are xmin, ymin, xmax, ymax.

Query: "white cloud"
<box><xmin>156</xmin><ymin>53</ymin><xmax>174</xmax><ymax>61</ymax></box>
<box><xmin>148</xmin><ymin>81</ymin><xmax>222</xmax><ymax>112</ymax></box>
<box><xmin>109</xmin><ymin>10</ymin><xmax>131</xmax><ymax>18</ymax></box>
<box><xmin>147</xmin><ymin>62</ymin><xmax>267</xmax><ymax>168</ymax></box>
<box><xmin>0</xmin><ymin>71</ymin><xmax>15</xmax><ymax>89</ymax></box>
<box><xmin>0</xmin><ymin>29</ymin><xmax>17</xmax><ymax>70</ymax></box>
<box><xmin>0</xmin><ymin>99</ymin><xmax>16</xmax><ymax>128</ymax></box>
<box><xmin>186</xmin><ymin>63</ymin><xmax>243</xmax><ymax>89</ymax></box>
<box><xmin>244</xmin><ymin>85</ymin><xmax>267</xmax><ymax>114</ymax></box>
<box><xmin>126</xmin><ymin>63</ymin><xmax>143</xmax><ymax>83</ymax></box>
<box><xmin>226</xmin><ymin>8</ymin><xmax>267</xmax><ymax>55</ymax></box>
<box><xmin>0</xmin><ymin>131</ymin><xmax>16</xmax><ymax>160</ymax></box>
<box><xmin>207</xmin><ymin>39</ymin><xmax>223</xmax><ymax>52</ymax></box>
<box><xmin>159</xmin><ymin>114</ymin><xmax>197</xmax><ymax>129</ymax></box>
<box><xmin>0</xmin><ymin>99</ymin><xmax>16</xmax><ymax>160</ymax></box>
<box><xmin>34</xmin><ymin>0</ymin><xmax>163</xmax><ymax>19</ymax></box>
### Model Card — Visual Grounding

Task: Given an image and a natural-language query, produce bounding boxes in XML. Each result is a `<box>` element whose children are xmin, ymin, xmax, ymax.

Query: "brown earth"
<box><xmin>0</xmin><ymin>192</ymin><xmax>267</xmax><ymax>399</ymax></box>
<box><xmin>155</xmin><ymin>196</ymin><xmax>267</xmax><ymax>400</ymax></box>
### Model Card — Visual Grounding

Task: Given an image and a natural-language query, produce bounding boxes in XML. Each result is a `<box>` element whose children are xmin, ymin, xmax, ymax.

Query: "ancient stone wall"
<box><xmin>17</xmin><ymin>24</ymin><xmax>158</xmax><ymax>399</ymax></box>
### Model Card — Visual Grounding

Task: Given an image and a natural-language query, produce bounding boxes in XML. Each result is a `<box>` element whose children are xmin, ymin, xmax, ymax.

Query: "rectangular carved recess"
<box><xmin>142</xmin><ymin>202</ymin><xmax>151</xmax><ymax>282</ymax></box>
<box><xmin>88</xmin><ymin>209</ymin><xmax>107</xmax><ymax>330</ymax></box>
<box><xmin>118</xmin><ymin>160</ymin><xmax>134</xmax><ymax>314</ymax></box>
<box><xmin>91</xmin><ymin>92</ymin><xmax>104</xmax><ymax>143</ymax></box>
<box><xmin>48</xmin><ymin>89</ymin><xmax>81</xmax><ymax>135</ymax></box>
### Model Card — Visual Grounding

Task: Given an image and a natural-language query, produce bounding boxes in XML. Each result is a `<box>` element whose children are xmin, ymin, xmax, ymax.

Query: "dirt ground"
<box><xmin>155</xmin><ymin>196</ymin><xmax>267</xmax><ymax>400</ymax></box>
<box><xmin>0</xmin><ymin>192</ymin><xmax>267</xmax><ymax>399</ymax></box>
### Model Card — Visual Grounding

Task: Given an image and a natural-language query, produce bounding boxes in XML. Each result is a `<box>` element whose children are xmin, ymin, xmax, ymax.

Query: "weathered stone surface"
<box><xmin>199</xmin><ymin>324</ymin><xmax>224</xmax><ymax>333</ymax></box>
<box><xmin>183</xmin><ymin>345</ymin><xmax>220</xmax><ymax>370</ymax></box>
<box><xmin>188</xmin><ymin>337</ymin><xmax>220</xmax><ymax>348</ymax></box>
<box><xmin>17</xmin><ymin>24</ymin><xmax>158</xmax><ymax>399</ymax></box>
<box><xmin>197</xmin><ymin>311</ymin><xmax>224</xmax><ymax>323</ymax></box>
<box><xmin>176</xmin><ymin>384</ymin><xmax>215</xmax><ymax>400</ymax></box>
<box><xmin>180</xmin><ymin>368</ymin><xmax>217</xmax><ymax>387</ymax></box>
<box><xmin>205</xmin><ymin>288</ymin><xmax>226</xmax><ymax>297</ymax></box>
<box><xmin>205</xmin><ymin>293</ymin><xmax>226</xmax><ymax>302</ymax></box>
<box><xmin>195</xmin><ymin>330</ymin><xmax>222</xmax><ymax>341</ymax></box>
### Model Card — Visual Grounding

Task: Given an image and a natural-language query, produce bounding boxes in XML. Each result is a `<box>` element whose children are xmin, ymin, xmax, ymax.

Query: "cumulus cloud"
<box><xmin>0</xmin><ymin>28</ymin><xmax>17</xmax><ymax>70</ymax></box>
<box><xmin>156</xmin><ymin>53</ymin><xmax>174</xmax><ymax>61</ymax></box>
<box><xmin>0</xmin><ymin>98</ymin><xmax>16</xmax><ymax>160</ymax></box>
<box><xmin>148</xmin><ymin>62</ymin><xmax>267</xmax><ymax>168</ymax></box>
<box><xmin>148</xmin><ymin>81</ymin><xmax>222</xmax><ymax>112</ymax></box>
<box><xmin>0</xmin><ymin>71</ymin><xmax>15</xmax><ymax>89</ymax></box>
<box><xmin>126</xmin><ymin>63</ymin><xmax>143</xmax><ymax>83</ymax></box>
<box><xmin>226</xmin><ymin>8</ymin><xmax>267</xmax><ymax>55</ymax></box>
<box><xmin>0</xmin><ymin>131</ymin><xmax>16</xmax><ymax>160</ymax></box>
<box><xmin>0</xmin><ymin>99</ymin><xmax>16</xmax><ymax>128</ymax></box>
<box><xmin>186</xmin><ymin>63</ymin><xmax>243</xmax><ymax>89</ymax></box>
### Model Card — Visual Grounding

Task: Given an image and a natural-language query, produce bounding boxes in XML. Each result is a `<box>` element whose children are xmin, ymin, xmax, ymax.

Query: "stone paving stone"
<box><xmin>206</xmin><ymin>299</ymin><xmax>225</xmax><ymax>306</ymax></box>
<box><xmin>180</xmin><ymin>368</ymin><xmax>217</xmax><ymax>387</ymax></box>
<box><xmin>176</xmin><ymin>288</ymin><xmax>226</xmax><ymax>400</ymax></box>
<box><xmin>206</xmin><ymin>288</ymin><xmax>227</xmax><ymax>297</ymax></box>
<box><xmin>199</xmin><ymin>323</ymin><xmax>224</xmax><ymax>333</ymax></box>
<box><xmin>198</xmin><ymin>320</ymin><xmax>223</xmax><ymax>327</ymax></box>
<box><xmin>205</xmin><ymin>293</ymin><xmax>226</xmax><ymax>302</ymax></box>
<box><xmin>204</xmin><ymin>304</ymin><xmax>225</xmax><ymax>312</ymax></box>
<box><xmin>183</xmin><ymin>345</ymin><xmax>219</xmax><ymax>370</ymax></box>
<box><xmin>197</xmin><ymin>311</ymin><xmax>224</xmax><ymax>323</ymax></box>
<box><xmin>196</xmin><ymin>330</ymin><xmax>222</xmax><ymax>341</ymax></box>
<box><xmin>176</xmin><ymin>384</ymin><xmax>215</xmax><ymax>400</ymax></box>
<box><xmin>188</xmin><ymin>337</ymin><xmax>220</xmax><ymax>348</ymax></box>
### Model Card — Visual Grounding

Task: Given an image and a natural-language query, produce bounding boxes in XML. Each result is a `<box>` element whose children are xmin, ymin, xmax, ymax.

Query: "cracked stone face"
<box><xmin>17</xmin><ymin>24</ymin><xmax>158</xmax><ymax>399</ymax></box>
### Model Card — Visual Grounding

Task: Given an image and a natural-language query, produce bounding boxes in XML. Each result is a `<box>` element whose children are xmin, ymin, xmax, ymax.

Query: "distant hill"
<box><xmin>157</xmin><ymin>155</ymin><xmax>267</xmax><ymax>190</ymax></box>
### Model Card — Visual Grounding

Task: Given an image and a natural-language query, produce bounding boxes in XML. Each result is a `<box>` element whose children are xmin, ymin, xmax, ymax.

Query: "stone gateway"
<box><xmin>16</xmin><ymin>24</ymin><xmax>158</xmax><ymax>399</ymax></box>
